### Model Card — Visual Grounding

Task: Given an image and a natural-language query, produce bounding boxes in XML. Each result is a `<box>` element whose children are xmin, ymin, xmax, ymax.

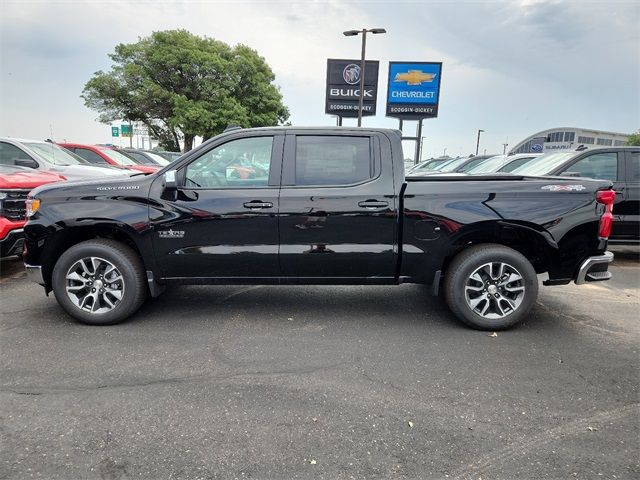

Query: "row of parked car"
<box><xmin>0</xmin><ymin>137</ymin><xmax>182</xmax><ymax>257</ymax></box>
<box><xmin>407</xmin><ymin>146</ymin><xmax>639</xmax><ymax>243</ymax></box>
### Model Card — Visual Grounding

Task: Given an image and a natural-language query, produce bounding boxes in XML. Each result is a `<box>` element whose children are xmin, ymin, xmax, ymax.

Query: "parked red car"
<box><xmin>0</xmin><ymin>165</ymin><xmax>64</xmax><ymax>257</ymax></box>
<box><xmin>58</xmin><ymin>143</ymin><xmax>160</xmax><ymax>174</ymax></box>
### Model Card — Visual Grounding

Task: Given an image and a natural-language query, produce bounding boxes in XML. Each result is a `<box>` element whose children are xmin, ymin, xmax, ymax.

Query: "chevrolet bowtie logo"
<box><xmin>394</xmin><ymin>70</ymin><xmax>436</xmax><ymax>85</ymax></box>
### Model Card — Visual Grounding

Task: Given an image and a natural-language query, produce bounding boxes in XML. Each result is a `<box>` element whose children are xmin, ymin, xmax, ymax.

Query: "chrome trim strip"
<box><xmin>575</xmin><ymin>251</ymin><xmax>614</xmax><ymax>285</ymax></box>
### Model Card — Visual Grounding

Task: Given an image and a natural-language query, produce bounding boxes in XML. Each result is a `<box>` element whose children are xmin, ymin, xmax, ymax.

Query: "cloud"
<box><xmin>0</xmin><ymin>0</ymin><xmax>638</xmax><ymax>155</ymax></box>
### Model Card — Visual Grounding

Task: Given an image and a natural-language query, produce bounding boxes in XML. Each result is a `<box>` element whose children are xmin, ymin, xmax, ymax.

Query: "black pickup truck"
<box><xmin>23</xmin><ymin>127</ymin><xmax>615</xmax><ymax>330</ymax></box>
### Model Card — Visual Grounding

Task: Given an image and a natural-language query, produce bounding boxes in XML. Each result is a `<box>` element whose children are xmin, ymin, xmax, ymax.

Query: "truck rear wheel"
<box><xmin>51</xmin><ymin>239</ymin><xmax>147</xmax><ymax>325</ymax></box>
<box><xmin>443</xmin><ymin>244</ymin><xmax>538</xmax><ymax>330</ymax></box>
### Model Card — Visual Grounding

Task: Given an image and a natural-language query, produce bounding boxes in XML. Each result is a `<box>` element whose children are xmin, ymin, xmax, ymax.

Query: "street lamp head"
<box><xmin>343</xmin><ymin>30</ymin><xmax>360</xmax><ymax>36</ymax></box>
<box><xmin>369</xmin><ymin>28</ymin><xmax>386</xmax><ymax>34</ymax></box>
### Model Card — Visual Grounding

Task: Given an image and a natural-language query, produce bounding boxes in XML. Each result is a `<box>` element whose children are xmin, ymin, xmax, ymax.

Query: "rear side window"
<box><xmin>627</xmin><ymin>152</ymin><xmax>640</xmax><ymax>182</ymax></box>
<box><xmin>295</xmin><ymin>136</ymin><xmax>372</xmax><ymax>186</ymax></box>
<box><xmin>563</xmin><ymin>152</ymin><xmax>618</xmax><ymax>181</ymax></box>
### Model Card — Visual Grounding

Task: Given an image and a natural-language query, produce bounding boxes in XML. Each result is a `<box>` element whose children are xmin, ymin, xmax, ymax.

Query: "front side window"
<box><xmin>295</xmin><ymin>136</ymin><xmax>372</xmax><ymax>186</ymax></box>
<box><xmin>185</xmin><ymin>136</ymin><xmax>273</xmax><ymax>189</ymax></box>
<box><xmin>0</xmin><ymin>142</ymin><xmax>32</xmax><ymax>165</ymax></box>
<box><xmin>564</xmin><ymin>152</ymin><xmax>618</xmax><ymax>181</ymax></box>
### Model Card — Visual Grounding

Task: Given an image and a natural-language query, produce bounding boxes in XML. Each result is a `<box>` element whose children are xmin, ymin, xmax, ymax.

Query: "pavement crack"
<box><xmin>0</xmin><ymin>361</ymin><xmax>347</xmax><ymax>396</ymax></box>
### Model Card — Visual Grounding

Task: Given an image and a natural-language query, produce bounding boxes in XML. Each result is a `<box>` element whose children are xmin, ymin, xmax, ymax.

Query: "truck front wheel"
<box><xmin>443</xmin><ymin>244</ymin><xmax>539</xmax><ymax>330</ymax></box>
<box><xmin>51</xmin><ymin>239</ymin><xmax>147</xmax><ymax>325</ymax></box>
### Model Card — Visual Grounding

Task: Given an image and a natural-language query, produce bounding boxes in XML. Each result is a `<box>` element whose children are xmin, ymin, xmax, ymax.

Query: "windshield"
<box><xmin>98</xmin><ymin>147</ymin><xmax>139</xmax><ymax>166</ymax></box>
<box><xmin>25</xmin><ymin>142</ymin><xmax>88</xmax><ymax>166</ymax></box>
<box><xmin>144</xmin><ymin>151</ymin><xmax>170</xmax><ymax>165</ymax></box>
<box><xmin>467</xmin><ymin>155</ymin><xmax>509</xmax><ymax>174</ymax></box>
<box><xmin>511</xmin><ymin>152</ymin><xmax>576</xmax><ymax>176</ymax></box>
<box><xmin>437</xmin><ymin>158</ymin><xmax>468</xmax><ymax>172</ymax></box>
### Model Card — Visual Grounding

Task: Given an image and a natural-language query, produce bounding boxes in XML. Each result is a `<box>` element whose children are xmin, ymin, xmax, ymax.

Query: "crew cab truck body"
<box><xmin>23</xmin><ymin>127</ymin><xmax>615</xmax><ymax>330</ymax></box>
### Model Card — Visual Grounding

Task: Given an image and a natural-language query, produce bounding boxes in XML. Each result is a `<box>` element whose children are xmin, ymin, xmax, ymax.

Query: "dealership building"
<box><xmin>509</xmin><ymin>127</ymin><xmax>631</xmax><ymax>154</ymax></box>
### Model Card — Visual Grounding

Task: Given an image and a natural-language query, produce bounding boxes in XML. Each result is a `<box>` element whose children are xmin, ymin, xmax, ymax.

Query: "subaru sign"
<box><xmin>325</xmin><ymin>59</ymin><xmax>379</xmax><ymax>118</ymax></box>
<box><xmin>386</xmin><ymin>62</ymin><xmax>442</xmax><ymax>119</ymax></box>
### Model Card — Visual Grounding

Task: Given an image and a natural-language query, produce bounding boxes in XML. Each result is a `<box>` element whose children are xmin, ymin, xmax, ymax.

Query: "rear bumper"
<box><xmin>0</xmin><ymin>228</ymin><xmax>24</xmax><ymax>258</ymax></box>
<box><xmin>24</xmin><ymin>263</ymin><xmax>45</xmax><ymax>285</ymax></box>
<box><xmin>575</xmin><ymin>251</ymin><xmax>614</xmax><ymax>285</ymax></box>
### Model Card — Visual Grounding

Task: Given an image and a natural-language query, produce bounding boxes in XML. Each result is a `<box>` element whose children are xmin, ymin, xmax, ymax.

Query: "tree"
<box><xmin>626</xmin><ymin>132</ymin><xmax>640</xmax><ymax>146</ymax></box>
<box><xmin>82</xmin><ymin>30</ymin><xmax>289</xmax><ymax>151</ymax></box>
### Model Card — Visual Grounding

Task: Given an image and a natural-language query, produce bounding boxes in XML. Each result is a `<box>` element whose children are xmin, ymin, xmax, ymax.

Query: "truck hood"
<box><xmin>43</xmin><ymin>164</ymin><xmax>132</xmax><ymax>181</ymax></box>
<box><xmin>29</xmin><ymin>173</ymin><xmax>152</xmax><ymax>198</ymax></box>
<box><xmin>0</xmin><ymin>169</ymin><xmax>64</xmax><ymax>189</ymax></box>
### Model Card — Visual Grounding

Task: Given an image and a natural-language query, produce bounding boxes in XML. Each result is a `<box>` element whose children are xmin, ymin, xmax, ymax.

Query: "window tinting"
<box><xmin>628</xmin><ymin>152</ymin><xmax>640</xmax><ymax>182</ymax></box>
<box><xmin>0</xmin><ymin>142</ymin><xmax>31</xmax><ymax>166</ymax></box>
<box><xmin>564</xmin><ymin>132</ymin><xmax>575</xmax><ymax>142</ymax></box>
<box><xmin>548</xmin><ymin>132</ymin><xmax>563</xmax><ymax>142</ymax></box>
<box><xmin>295</xmin><ymin>136</ymin><xmax>372</xmax><ymax>186</ymax></box>
<box><xmin>564</xmin><ymin>152</ymin><xmax>618</xmax><ymax>181</ymax></box>
<box><xmin>185</xmin><ymin>136</ymin><xmax>273</xmax><ymax>189</ymax></box>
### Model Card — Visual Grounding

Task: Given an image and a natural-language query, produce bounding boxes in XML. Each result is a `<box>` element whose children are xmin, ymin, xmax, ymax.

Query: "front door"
<box><xmin>278</xmin><ymin>132</ymin><xmax>397</xmax><ymax>280</ymax></box>
<box><xmin>150</xmin><ymin>134</ymin><xmax>283</xmax><ymax>279</ymax></box>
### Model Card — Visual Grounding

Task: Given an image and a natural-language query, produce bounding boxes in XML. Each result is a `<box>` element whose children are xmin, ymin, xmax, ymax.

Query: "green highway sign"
<box><xmin>111</xmin><ymin>126</ymin><xmax>119</xmax><ymax>137</ymax></box>
<box><xmin>121</xmin><ymin>124</ymin><xmax>132</xmax><ymax>137</ymax></box>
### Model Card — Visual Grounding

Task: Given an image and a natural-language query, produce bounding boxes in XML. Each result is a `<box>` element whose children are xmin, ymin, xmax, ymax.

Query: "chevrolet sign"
<box><xmin>386</xmin><ymin>62</ymin><xmax>443</xmax><ymax>119</ymax></box>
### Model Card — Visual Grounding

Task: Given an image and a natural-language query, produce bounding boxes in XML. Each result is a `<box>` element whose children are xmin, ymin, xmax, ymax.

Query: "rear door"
<box><xmin>278</xmin><ymin>131</ymin><xmax>397</xmax><ymax>280</ymax></box>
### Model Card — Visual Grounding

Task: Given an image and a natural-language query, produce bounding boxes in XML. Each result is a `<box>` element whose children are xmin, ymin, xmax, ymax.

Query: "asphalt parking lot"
<box><xmin>1</xmin><ymin>247</ymin><xmax>638</xmax><ymax>480</ymax></box>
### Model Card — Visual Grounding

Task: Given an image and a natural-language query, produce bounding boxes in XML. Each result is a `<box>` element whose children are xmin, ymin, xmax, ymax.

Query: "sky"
<box><xmin>1</xmin><ymin>0</ymin><xmax>638</xmax><ymax>158</ymax></box>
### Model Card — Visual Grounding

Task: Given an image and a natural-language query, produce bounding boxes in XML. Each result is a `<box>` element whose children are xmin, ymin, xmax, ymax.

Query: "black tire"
<box><xmin>443</xmin><ymin>243</ymin><xmax>539</xmax><ymax>330</ymax></box>
<box><xmin>52</xmin><ymin>239</ymin><xmax>147</xmax><ymax>325</ymax></box>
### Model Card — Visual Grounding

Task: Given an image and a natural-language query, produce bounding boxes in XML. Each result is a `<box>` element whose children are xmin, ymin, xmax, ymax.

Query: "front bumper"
<box><xmin>575</xmin><ymin>251</ymin><xmax>614</xmax><ymax>285</ymax></box>
<box><xmin>0</xmin><ymin>228</ymin><xmax>24</xmax><ymax>258</ymax></box>
<box><xmin>24</xmin><ymin>263</ymin><xmax>45</xmax><ymax>285</ymax></box>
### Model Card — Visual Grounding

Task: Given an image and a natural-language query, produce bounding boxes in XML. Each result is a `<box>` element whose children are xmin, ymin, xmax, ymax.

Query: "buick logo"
<box><xmin>343</xmin><ymin>64</ymin><xmax>361</xmax><ymax>85</ymax></box>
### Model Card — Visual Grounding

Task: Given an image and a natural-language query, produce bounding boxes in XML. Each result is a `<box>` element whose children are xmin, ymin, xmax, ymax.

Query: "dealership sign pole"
<box><xmin>386</xmin><ymin>61</ymin><xmax>442</xmax><ymax>163</ymax></box>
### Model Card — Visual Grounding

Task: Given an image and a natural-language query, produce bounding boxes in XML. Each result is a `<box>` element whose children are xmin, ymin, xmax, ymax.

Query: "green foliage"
<box><xmin>82</xmin><ymin>30</ymin><xmax>289</xmax><ymax>151</ymax></box>
<box><xmin>626</xmin><ymin>132</ymin><xmax>640</xmax><ymax>146</ymax></box>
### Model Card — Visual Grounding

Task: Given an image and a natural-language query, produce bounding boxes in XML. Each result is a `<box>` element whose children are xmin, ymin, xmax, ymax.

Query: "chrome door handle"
<box><xmin>243</xmin><ymin>201</ymin><xmax>273</xmax><ymax>209</ymax></box>
<box><xmin>358</xmin><ymin>200</ymin><xmax>389</xmax><ymax>209</ymax></box>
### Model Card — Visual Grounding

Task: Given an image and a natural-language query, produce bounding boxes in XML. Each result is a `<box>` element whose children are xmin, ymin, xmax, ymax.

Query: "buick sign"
<box><xmin>326</xmin><ymin>59</ymin><xmax>379</xmax><ymax>118</ymax></box>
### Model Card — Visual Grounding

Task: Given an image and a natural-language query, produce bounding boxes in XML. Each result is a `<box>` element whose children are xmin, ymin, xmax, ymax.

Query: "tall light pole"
<box><xmin>343</xmin><ymin>28</ymin><xmax>386</xmax><ymax>127</ymax></box>
<box><xmin>475</xmin><ymin>129</ymin><xmax>484</xmax><ymax>156</ymax></box>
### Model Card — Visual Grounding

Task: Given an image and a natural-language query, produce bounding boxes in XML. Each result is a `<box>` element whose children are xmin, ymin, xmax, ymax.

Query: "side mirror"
<box><xmin>560</xmin><ymin>171</ymin><xmax>581</xmax><ymax>177</ymax></box>
<box><xmin>163</xmin><ymin>170</ymin><xmax>177</xmax><ymax>190</ymax></box>
<box><xmin>14</xmin><ymin>158</ymin><xmax>38</xmax><ymax>169</ymax></box>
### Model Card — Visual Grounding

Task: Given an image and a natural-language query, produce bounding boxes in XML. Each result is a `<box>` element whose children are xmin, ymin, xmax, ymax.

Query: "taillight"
<box><xmin>596</xmin><ymin>190</ymin><xmax>615</xmax><ymax>239</ymax></box>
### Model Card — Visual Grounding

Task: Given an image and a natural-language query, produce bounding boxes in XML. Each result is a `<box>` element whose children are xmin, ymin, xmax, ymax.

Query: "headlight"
<box><xmin>26</xmin><ymin>198</ymin><xmax>41</xmax><ymax>217</ymax></box>
<box><xmin>0</xmin><ymin>192</ymin><xmax>7</xmax><ymax>200</ymax></box>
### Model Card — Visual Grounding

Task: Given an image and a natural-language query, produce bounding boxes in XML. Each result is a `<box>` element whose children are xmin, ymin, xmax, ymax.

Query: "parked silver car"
<box><xmin>0</xmin><ymin>138</ymin><xmax>131</xmax><ymax>181</ymax></box>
